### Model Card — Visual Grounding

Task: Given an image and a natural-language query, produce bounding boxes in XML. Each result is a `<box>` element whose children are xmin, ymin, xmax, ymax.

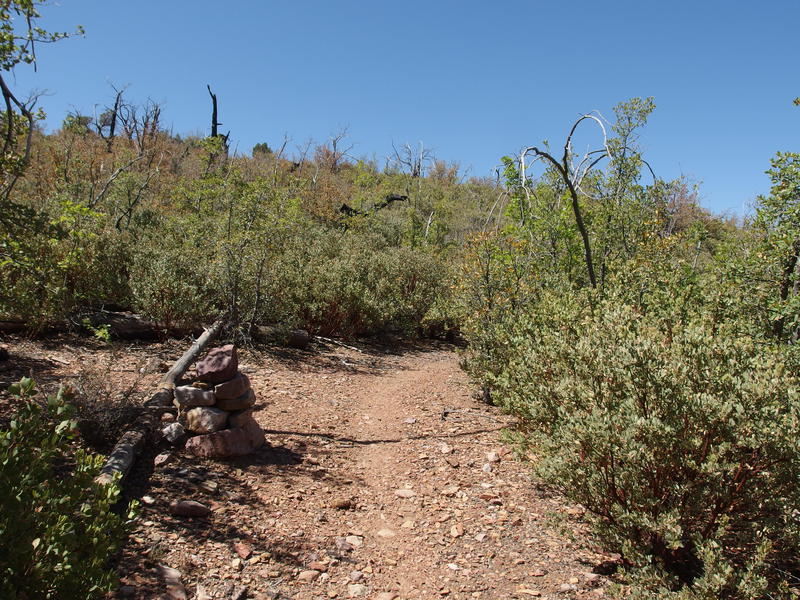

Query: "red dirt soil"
<box><xmin>0</xmin><ymin>336</ymin><xmax>620</xmax><ymax>600</ymax></box>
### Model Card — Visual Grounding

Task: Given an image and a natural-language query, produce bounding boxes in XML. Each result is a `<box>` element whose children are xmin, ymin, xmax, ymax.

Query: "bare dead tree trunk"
<box><xmin>519</xmin><ymin>115</ymin><xmax>611</xmax><ymax>289</ymax></box>
<box><xmin>207</xmin><ymin>84</ymin><xmax>220</xmax><ymax>138</ymax></box>
<box><xmin>98</xmin><ymin>87</ymin><xmax>124</xmax><ymax>152</ymax></box>
<box><xmin>0</xmin><ymin>72</ymin><xmax>36</xmax><ymax>203</ymax></box>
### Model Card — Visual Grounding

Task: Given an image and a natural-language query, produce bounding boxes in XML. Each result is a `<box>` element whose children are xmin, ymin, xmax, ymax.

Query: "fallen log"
<box><xmin>78</xmin><ymin>310</ymin><xmax>201</xmax><ymax>340</ymax></box>
<box><xmin>96</xmin><ymin>318</ymin><xmax>225</xmax><ymax>485</ymax></box>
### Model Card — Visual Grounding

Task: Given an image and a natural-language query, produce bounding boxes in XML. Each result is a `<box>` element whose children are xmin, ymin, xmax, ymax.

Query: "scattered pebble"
<box><xmin>297</xmin><ymin>570</ymin><xmax>320</xmax><ymax>583</ymax></box>
<box><xmin>168</xmin><ymin>500</ymin><xmax>211</xmax><ymax>518</ymax></box>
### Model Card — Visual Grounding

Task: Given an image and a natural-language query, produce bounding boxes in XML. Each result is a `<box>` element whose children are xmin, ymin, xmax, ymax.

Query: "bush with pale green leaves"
<box><xmin>487</xmin><ymin>291</ymin><xmax>800</xmax><ymax>598</ymax></box>
<box><xmin>0</xmin><ymin>378</ymin><xmax>136</xmax><ymax>599</ymax></box>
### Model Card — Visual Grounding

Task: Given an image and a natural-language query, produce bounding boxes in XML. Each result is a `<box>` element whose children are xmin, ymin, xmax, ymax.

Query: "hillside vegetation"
<box><xmin>1</xmin><ymin>3</ymin><xmax>799</xmax><ymax>598</ymax></box>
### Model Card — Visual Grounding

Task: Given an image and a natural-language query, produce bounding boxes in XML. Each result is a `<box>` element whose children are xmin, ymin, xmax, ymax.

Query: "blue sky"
<box><xmin>9</xmin><ymin>1</ymin><xmax>800</xmax><ymax>215</ymax></box>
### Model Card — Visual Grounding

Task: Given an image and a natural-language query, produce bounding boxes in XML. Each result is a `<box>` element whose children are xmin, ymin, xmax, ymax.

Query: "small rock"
<box><xmin>231</xmin><ymin>557</ymin><xmax>243</xmax><ymax>570</ymax></box>
<box><xmin>450</xmin><ymin>524</ymin><xmax>464</xmax><ymax>538</ymax></box>
<box><xmin>441</xmin><ymin>485</ymin><xmax>459</xmax><ymax>497</ymax></box>
<box><xmin>308</xmin><ymin>561</ymin><xmax>328</xmax><ymax>572</ymax></box>
<box><xmin>154</xmin><ymin>452</ymin><xmax>173</xmax><ymax>467</ymax></box>
<box><xmin>298</xmin><ymin>569</ymin><xmax>321</xmax><ymax>583</ymax></box>
<box><xmin>174</xmin><ymin>385</ymin><xmax>216</xmax><ymax>409</ymax></box>
<box><xmin>335</xmin><ymin>537</ymin><xmax>354</xmax><ymax>552</ymax></box>
<box><xmin>186</xmin><ymin>406</ymin><xmax>228</xmax><ymax>434</ymax></box>
<box><xmin>374</xmin><ymin>594</ymin><xmax>398</xmax><ymax>600</ymax></box>
<box><xmin>169</xmin><ymin>500</ymin><xmax>211</xmax><ymax>518</ymax></box>
<box><xmin>349</xmin><ymin>570</ymin><xmax>364</xmax><ymax>582</ymax></box>
<box><xmin>197</xmin><ymin>480</ymin><xmax>218</xmax><ymax>494</ymax></box>
<box><xmin>376</xmin><ymin>529</ymin><xmax>396</xmax><ymax>538</ymax></box>
<box><xmin>486</xmin><ymin>451</ymin><xmax>501</xmax><ymax>463</ymax></box>
<box><xmin>185</xmin><ymin>418</ymin><xmax>265</xmax><ymax>458</ymax></box>
<box><xmin>196</xmin><ymin>344</ymin><xmax>239</xmax><ymax>384</ymax></box>
<box><xmin>161</xmin><ymin>412</ymin><xmax>176</xmax><ymax>423</ymax></box>
<box><xmin>214</xmin><ymin>372</ymin><xmax>251</xmax><ymax>401</ymax></box>
<box><xmin>439</xmin><ymin>443</ymin><xmax>453</xmax><ymax>454</ymax></box>
<box><xmin>141</xmin><ymin>495</ymin><xmax>156</xmax><ymax>506</ymax></box>
<box><xmin>559</xmin><ymin>583</ymin><xmax>577</xmax><ymax>592</ymax></box>
<box><xmin>482</xmin><ymin>463</ymin><xmax>493</xmax><ymax>473</ymax></box>
<box><xmin>395</xmin><ymin>488</ymin><xmax>416</xmax><ymax>498</ymax></box>
<box><xmin>157</xmin><ymin>565</ymin><xmax>186</xmax><ymax>600</ymax></box>
<box><xmin>517</xmin><ymin>589</ymin><xmax>541</xmax><ymax>597</ymax></box>
<box><xmin>228</xmin><ymin>407</ymin><xmax>255</xmax><ymax>429</ymax></box>
<box><xmin>140</xmin><ymin>357</ymin><xmax>167</xmax><ymax>374</ymax></box>
<box><xmin>233</xmin><ymin>540</ymin><xmax>252</xmax><ymax>559</ymax></box>
<box><xmin>347</xmin><ymin>583</ymin><xmax>368</xmax><ymax>597</ymax></box>
<box><xmin>403</xmin><ymin>417</ymin><xmax>417</xmax><ymax>424</ymax></box>
<box><xmin>216</xmin><ymin>388</ymin><xmax>257</xmax><ymax>412</ymax></box>
<box><xmin>332</xmin><ymin>498</ymin><xmax>355</xmax><ymax>510</ymax></box>
<box><xmin>161</xmin><ymin>422</ymin><xmax>185</xmax><ymax>444</ymax></box>
<box><xmin>230</xmin><ymin>586</ymin><xmax>248</xmax><ymax>600</ymax></box>
<box><xmin>345</xmin><ymin>535</ymin><xmax>364</xmax><ymax>547</ymax></box>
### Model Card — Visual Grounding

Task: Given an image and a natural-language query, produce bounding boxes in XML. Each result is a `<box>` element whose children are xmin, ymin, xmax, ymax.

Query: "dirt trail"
<box><xmin>0</xmin><ymin>337</ymin><xmax>615</xmax><ymax>599</ymax></box>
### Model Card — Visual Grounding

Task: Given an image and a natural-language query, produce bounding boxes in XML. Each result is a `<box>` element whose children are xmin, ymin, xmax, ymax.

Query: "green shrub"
<box><xmin>0</xmin><ymin>378</ymin><xmax>136</xmax><ymax>599</ymax></box>
<box><xmin>259</xmin><ymin>227</ymin><xmax>450</xmax><ymax>337</ymax></box>
<box><xmin>129</xmin><ymin>230</ymin><xmax>217</xmax><ymax>327</ymax></box>
<box><xmin>490</xmin><ymin>293</ymin><xmax>800</xmax><ymax>598</ymax></box>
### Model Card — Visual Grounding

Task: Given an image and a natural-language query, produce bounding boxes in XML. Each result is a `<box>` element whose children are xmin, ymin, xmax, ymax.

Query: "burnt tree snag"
<box><xmin>207</xmin><ymin>84</ymin><xmax>220</xmax><ymax>138</ymax></box>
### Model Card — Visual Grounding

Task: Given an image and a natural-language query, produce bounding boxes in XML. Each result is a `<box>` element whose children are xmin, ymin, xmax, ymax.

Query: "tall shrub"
<box><xmin>492</xmin><ymin>293</ymin><xmax>800</xmax><ymax>598</ymax></box>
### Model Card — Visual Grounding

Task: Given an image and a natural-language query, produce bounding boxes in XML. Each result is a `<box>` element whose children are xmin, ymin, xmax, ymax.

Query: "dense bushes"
<box><xmin>457</xmin><ymin>99</ymin><xmax>800</xmax><ymax>597</ymax></box>
<box><xmin>484</xmin><ymin>289</ymin><xmax>800</xmax><ymax>597</ymax></box>
<box><xmin>0</xmin><ymin>378</ymin><xmax>136</xmax><ymax>599</ymax></box>
<box><xmin>1</xmin><ymin>121</ymin><xmax>492</xmax><ymax>337</ymax></box>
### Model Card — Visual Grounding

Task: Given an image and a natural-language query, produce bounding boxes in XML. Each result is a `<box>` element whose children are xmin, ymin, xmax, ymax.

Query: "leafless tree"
<box><xmin>95</xmin><ymin>84</ymin><xmax>126</xmax><ymax>152</ymax></box>
<box><xmin>207</xmin><ymin>84</ymin><xmax>230</xmax><ymax>151</ymax></box>
<box><xmin>316</xmin><ymin>127</ymin><xmax>353</xmax><ymax>172</ymax></box>
<box><xmin>391</xmin><ymin>141</ymin><xmax>432</xmax><ymax>178</ymax></box>
<box><xmin>0</xmin><ymin>76</ymin><xmax>40</xmax><ymax>202</ymax></box>
<box><xmin>518</xmin><ymin>114</ymin><xmax>611</xmax><ymax>288</ymax></box>
<box><xmin>117</xmin><ymin>98</ymin><xmax>162</xmax><ymax>156</ymax></box>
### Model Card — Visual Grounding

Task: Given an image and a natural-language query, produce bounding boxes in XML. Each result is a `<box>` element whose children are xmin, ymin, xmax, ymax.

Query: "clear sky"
<box><xmin>8</xmin><ymin>0</ymin><xmax>800</xmax><ymax>215</ymax></box>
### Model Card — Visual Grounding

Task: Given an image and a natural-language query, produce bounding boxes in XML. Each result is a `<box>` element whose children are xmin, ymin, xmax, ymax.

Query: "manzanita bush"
<box><xmin>0</xmin><ymin>378</ymin><xmax>137</xmax><ymax>599</ymax></box>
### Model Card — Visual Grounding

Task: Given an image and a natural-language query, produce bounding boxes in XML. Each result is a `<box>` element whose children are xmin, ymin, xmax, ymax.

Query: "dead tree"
<box><xmin>207</xmin><ymin>84</ymin><xmax>220</xmax><ymax>138</ymax></box>
<box><xmin>96</xmin><ymin>86</ymin><xmax>125</xmax><ymax>152</ymax></box>
<box><xmin>0</xmin><ymin>73</ymin><xmax>36</xmax><ymax>203</ymax></box>
<box><xmin>207</xmin><ymin>84</ymin><xmax>230</xmax><ymax>150</ymax></box>
<box><xmin>519</xmin><ymin>114</ymin><xmax>611</xmax><ymax>289</ymax></box>
<box><xmin>117</xmin><ymin>98</ymin><xmax>162</xmax><ymax>156</ymax></box>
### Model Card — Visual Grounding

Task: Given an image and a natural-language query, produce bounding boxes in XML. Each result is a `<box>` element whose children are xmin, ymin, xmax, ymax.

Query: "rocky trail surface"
<box><xmin>0</xmin><ymin>337</ymin><xmax>619</xmax><ymax>600</ymax></box>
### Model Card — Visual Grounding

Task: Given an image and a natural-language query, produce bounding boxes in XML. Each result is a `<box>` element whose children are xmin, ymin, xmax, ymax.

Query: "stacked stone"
<box><xmin>172</xmin><ymin>344</ymin><xmax>265</xmax><ymax>458</ymax></box>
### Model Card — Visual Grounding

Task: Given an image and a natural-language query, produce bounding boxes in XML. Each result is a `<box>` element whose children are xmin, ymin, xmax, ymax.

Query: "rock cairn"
<box><xmin>165</xmin><ymin>344</ymin><xmax>265</xmax><ymax>458</ymax></box>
